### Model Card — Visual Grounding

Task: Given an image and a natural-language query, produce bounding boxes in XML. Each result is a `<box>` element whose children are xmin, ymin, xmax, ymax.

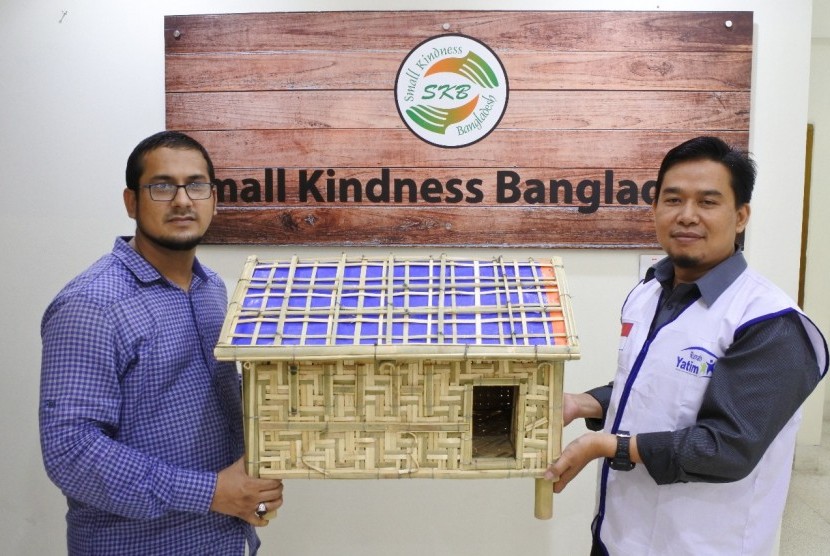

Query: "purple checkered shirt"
<box><xmin>40</xmin><ymin>237</ymin><xmax>258</xmax><ymax>555</ymax></box>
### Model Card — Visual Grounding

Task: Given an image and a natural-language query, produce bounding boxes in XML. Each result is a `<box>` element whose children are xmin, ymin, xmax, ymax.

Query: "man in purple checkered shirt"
<box><xmin>39</xmin><ymin>131</ymin><xmax>283</xmax><ymax>555</ymax></box>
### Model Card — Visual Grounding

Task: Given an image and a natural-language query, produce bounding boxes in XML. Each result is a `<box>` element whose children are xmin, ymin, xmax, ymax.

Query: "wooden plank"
<box><xmin>209</xmin><ymin>167</ymin><xmax>660</xmax><ymax>207</ymax></box>
<box><xmin>167</xmin><ymin>91</ymin><xmax>750</xmax><ymax>131</ymax></box>
<box><xmin>164</xmin><ymin>11</ymin><xmax>752</xmax><ymax>53</ymax></box>
<box><xmin>165</xmin><ymin>51</ymin><xmax>751</xmax><ymax>93</ymax></box>
<box><xmin>506</xmin><ymin>51</ymin><xmax>750</xmax><ymax>91</ymax></box>
<box><xmin>798</xmin><ymin>124</ymin><xmax>813</xmax><ymax>307</ymax></box>
<box><xmin>165</xmin><ymin>11</ymin><xmax>752</xmax><ymax>247</ymax></box>
<box><xmin>187</xmin><ymin>129</ymin><xmax>749</xmax><ymax>169</ymax></box>
<box><xmin>202</xmin><ymin>205</ymin><xmax>658</xmax><ymax>247</ymax></box>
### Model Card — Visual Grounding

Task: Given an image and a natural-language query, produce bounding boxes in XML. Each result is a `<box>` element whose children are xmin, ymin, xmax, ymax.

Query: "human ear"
<box><xmin>736</xmin><ymin>203</ymin><xmax>750</xmax><ymax>233</ymax></box>
<box><xmin>123</xmin><ymin>188</ymin><xmax>138</xmax><ymax>220</ymax></box>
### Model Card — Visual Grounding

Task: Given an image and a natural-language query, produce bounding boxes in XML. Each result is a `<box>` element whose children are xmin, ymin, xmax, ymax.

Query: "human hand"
<box><xmin>561</xmin><ymin>393</ymin><xmax>581</xmax><ymax>426</ymax></box>
<box><xmin>210</xmin><ymin>457</ymin><xmax>284</xmax><ymax>526</ymax></box>
<box><xmin>562</xmin><ymin>392</ymin><xmax>603</xmax><ymax>426</ymax></box>
<box><xmin>544</xmin><ymin>432</ymin><xmax>613</xmax><ymax>493</ymax></box>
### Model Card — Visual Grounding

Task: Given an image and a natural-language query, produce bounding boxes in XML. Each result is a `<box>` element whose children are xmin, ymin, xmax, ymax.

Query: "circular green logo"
<box><xmin>395</xmin><ymin>34</ymin><xmax>509</xmax><ymax>148</ymax></box>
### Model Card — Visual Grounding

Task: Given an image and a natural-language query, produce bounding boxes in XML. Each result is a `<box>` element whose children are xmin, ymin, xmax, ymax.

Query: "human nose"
<box><xmin>676</xmin><ymin>201</ymin><xmax>699</xmax><ymax>224</ymax></box>
<box><xmin>170</xmin><ymin>185</ymin><xmax>194</xmax><ymax>206</ymax></box>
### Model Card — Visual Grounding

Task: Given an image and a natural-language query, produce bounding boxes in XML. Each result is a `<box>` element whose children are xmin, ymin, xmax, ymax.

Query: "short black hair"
<box><xmin>655</xmin><ymin>136</ymin><xmax>756</xmax><ymax>206</ymax></box>
<box><xmin>125</xmin><ymin>131</ymin><xmax>215</xmax><ymax>190</ymax></box>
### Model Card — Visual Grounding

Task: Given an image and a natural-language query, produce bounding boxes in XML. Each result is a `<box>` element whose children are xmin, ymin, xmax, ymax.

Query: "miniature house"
<box><xmin>215</xmin><ymin>254</ymin><xmax>580</xmax><ymax>519</ymax></box>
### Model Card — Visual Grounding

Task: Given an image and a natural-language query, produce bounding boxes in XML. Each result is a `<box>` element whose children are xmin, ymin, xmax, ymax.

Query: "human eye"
<box><xmin>186</xmin><ymin>182</ymin><xmax>213</xmax><ymax>198</ymax></box>
<box><xmin>150</xmin><ymin>183</ymin><xmax>177</xmax><ymax>194</ymax></box>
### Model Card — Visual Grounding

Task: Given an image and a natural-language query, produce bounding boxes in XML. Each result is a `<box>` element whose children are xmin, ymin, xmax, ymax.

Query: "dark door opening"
<box><xmin>472</xmin><ymin>385</ymin><xmax>517</xmax><ymax>458</ymax></box>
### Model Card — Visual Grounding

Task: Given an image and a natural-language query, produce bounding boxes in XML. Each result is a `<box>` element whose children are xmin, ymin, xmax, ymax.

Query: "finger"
<box><xmin>239</xmin><ymin>510</ymin><xmax>268</xmax><ymax>527</ymax></box>
<box><xmin>257</xmin><ymin>485</ymin><xmax>284</xmax><ymax>505</ymax></box>
<box><xmin>257</xmin><ymin>495</ymin><xmax>283</xmax><ymax>513</ymax></box>
<box><xmin>254</xmin><ymin>501</ymin><xmax>278</xmax><ymax>522</ymax></box>
<box><xmin>543</xmin><ymin>465</ymin><xmax>557</xmax><ymax>481</ymax></box>
<box><xmin>552</xmin><ymin>469</ymin><xmax>573</xmax><ymax>493</ymax></box>
<box><xmin>253</xmin><ymin>515</ymin><xmax>271</xmax><ymax>527</ymax></box>
<box><xmin>543</xmin><ymin>458</ymin><xmax>569</xmax><ymax>480</ymax></box>
<box><xmin>254</xmin><ymin>478</ymin><xmax>283</xmax><ymax>490</ymax></box>
<box><xmin>554</xmin><ymin>460</ymin><xmax>583</xmax><ymax>493</ymax></box>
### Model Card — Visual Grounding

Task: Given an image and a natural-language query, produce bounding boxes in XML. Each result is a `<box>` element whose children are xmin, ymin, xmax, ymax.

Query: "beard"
<box><xmin>140</xmin><ymin>229</ymin><xmax>204</xmax><ymax>251</ymax></box>
<box><xmin>669</xmin><ymin>254</ymin><xmax>700</xmax><ymax>269</ymax></box>
<box><xmin>135</xmin><ymin>214</ymin><xmax>204</xmax><ymax>251</ymax></box>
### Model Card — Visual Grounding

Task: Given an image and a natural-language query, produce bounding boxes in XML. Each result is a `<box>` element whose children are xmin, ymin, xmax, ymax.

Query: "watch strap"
<box><xmin>609</xmin><ymin>430</ymin><xmax>636</xmax><ymax>471</ymax></box>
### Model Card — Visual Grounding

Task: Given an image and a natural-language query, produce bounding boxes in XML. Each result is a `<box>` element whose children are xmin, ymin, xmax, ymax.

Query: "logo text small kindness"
<box><xmin>395</xmin><ymin>34</ymin><xmax>508</xmax><ymax>148</ymax></box>
<box><xmin>675</xmin><ymin>347</ymin><xmax>717</xmax><ymax>378</ymax></box>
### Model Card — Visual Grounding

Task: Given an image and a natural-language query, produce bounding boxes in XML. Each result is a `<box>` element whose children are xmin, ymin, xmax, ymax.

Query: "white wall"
<box><xmin>811</xmin><ymin>0</ymin><xmax>830</xmax><ymax>342</ymax></box>
<box><xmin>0</xmin><ymin>1</ymin><xmax>817</xmax><ymax>554</ymax></box>
<box><xmin>805</xmin><ymin>0</ymin><xmax>830</xmax><ymax>432</ymax></box>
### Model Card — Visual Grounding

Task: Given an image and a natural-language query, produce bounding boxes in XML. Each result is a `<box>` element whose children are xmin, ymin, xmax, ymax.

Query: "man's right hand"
<box><xmin>210</xmin><ymin>457</ymin><xmax>284</xmax><ymax>526</ymax></box>
<box><xmin>562</xmin><ymin>392</ymin><xmax>603</xmax><ymax>426</ymax></box>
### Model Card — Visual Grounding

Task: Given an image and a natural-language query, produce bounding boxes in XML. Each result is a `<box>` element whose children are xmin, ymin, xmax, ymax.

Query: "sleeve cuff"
<box><xmin>584</xmin><ymin>384</ymin><xmax>612</xmax><ymax>431</ymax></box>
<box><xmin>636</xmin><ymin>430</ymin><xmax>680</xmax><ymax>485</ymax></box>
<box><xmin>168</xmin><ymin>467</ymin><xmax>218</xmax><ymax>514</ymax></box>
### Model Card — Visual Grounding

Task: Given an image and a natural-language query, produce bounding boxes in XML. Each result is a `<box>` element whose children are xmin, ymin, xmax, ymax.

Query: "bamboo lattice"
<box><xmin>217</xmin><ymin>254</ymin><xmax>579</xmax><ymax>361</ymax></box>
<box><xmin>216</xmin><ymin>255</ymin><xmax>579</xmax><ymax>482</ymax></box>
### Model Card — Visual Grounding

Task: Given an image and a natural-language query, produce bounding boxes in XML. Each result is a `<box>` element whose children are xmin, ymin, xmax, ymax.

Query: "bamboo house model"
<box><xmin>215</xmin><ymin>254</ymin><xmax>580</xmax><ymax>518</ymax></box>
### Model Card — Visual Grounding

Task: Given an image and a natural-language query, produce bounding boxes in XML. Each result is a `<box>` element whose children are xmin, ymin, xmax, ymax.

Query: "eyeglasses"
<box><xmin>139</xmin><ymin>183</ymin><xmax>214</xmax><ymax>201</ymax></box>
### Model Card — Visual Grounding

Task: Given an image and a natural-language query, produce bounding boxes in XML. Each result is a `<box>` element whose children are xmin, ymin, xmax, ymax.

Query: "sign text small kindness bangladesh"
<box><xmin>395</xmin><ymin>35</ymin><xmax>508</xmax><ymax>148</ymax></box>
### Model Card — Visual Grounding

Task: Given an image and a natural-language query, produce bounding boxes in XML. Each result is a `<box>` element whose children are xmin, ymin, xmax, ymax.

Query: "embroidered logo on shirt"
<box><xmin>675</xmin><ymin>347</ymin><xmax>717</xmax><ymax>377</ymax></box>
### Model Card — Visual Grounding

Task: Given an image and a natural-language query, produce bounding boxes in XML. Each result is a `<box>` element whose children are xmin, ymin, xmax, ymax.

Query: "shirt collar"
<box><xmin>645</xmin><ymin>249</ymin><xmax>747</xmax><ymax>306</ymax></box>
<box><xmin>112</xmin><ymin>236</ymin><xmax>209</xmax><ymax>287</ymax></box>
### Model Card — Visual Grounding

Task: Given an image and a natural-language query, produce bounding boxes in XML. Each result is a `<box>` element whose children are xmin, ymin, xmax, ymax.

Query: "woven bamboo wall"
<box><xmin>246</xmin><ymin>358</ymin><xmax>563</xmax><ymax>479</ymax></box>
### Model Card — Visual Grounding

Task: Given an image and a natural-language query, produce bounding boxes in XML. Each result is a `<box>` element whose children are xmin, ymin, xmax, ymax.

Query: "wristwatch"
<box><xmin>608</xmin><ymin>430</ymin><xmax>636</xmax><ymax>471</ymax></box>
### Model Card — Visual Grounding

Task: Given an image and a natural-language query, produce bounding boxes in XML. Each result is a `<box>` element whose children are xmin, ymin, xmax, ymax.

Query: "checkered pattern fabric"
<box><xmin>40</xmin><ymin>237</ymin><xmax>257</xmax><ymax>555</ymax></box>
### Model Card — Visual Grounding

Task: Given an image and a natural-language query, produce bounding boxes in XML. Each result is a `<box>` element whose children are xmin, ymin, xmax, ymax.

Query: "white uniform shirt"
<box><xmin>594</xmin><ymin>265</ymin><xmax>827</xmax><ymax>555</ymax></box>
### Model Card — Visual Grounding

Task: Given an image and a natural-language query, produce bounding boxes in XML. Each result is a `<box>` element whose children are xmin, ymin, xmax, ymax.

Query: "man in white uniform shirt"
<box><xmin>546</xmin><ymin>136</ymin><xmax>827</xmax><ymax>556</ymax></box>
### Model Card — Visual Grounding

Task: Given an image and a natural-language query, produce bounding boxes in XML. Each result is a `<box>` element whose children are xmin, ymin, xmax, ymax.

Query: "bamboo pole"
<box><xmin>534</xmin><ymin>478</ymin><xmax>553</xmax><ymax>520</ymax></box>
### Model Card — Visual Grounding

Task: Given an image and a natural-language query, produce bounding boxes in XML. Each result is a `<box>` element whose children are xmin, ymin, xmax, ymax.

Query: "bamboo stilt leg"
<box><xmin>534</xmin><ymin>478</ymin><xmax>553</xmax><ymax>519</ymax></box>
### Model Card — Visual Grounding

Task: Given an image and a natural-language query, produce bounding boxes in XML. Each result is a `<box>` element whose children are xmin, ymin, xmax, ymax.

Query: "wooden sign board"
<box><xmin>164</xmin><ymin>11</ymin><xmax>751</xmax><ymax>247</ymax></box>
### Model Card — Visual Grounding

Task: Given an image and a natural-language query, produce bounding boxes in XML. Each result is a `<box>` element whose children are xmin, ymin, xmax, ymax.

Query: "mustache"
<box><xmin>166</xmin><ymin>212</ymin><xmax>197</xmax><ymax>220</ymax></box>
